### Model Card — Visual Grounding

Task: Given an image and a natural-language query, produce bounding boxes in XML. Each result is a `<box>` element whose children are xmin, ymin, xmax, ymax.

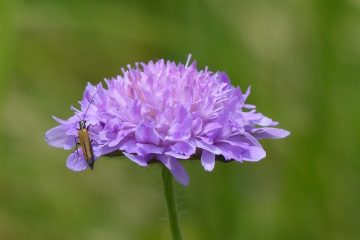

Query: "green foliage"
<box><xmin>1</xmin><ymin>0</ymin><xmax>360</xmax><ymax>239</ymax></box>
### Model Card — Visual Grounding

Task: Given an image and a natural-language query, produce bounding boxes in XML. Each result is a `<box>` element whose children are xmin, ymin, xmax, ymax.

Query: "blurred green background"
<box><xmin>1</xmin><ymin>0</ymin><xmax>360</xmax><ymax>239</ymax></box>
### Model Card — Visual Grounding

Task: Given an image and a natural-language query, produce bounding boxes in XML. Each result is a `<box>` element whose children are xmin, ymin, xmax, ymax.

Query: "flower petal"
<box><xmin>216</xmin><ymin>143</ymin><xmax>243</xmax><ymax>161</ymax></box>
<box><xmin>169</xmin><ymin>141</ymin><xmax>196</xmax><ymax>156</ymax></box>
<box><xmin>195</xmin><ymin>139</ymin><xmax>222</xmax><ymax>154</ymax></box>
<box><xmin>96</xmin><ymin>145</ymin><xmax>121</xmax><ymax>156</ymax></box>
<box><xmin>165</xmin><ymin>151</ymin><xmax>190</xmax><ymax>159</ymax></box>
<box><xmin>135</xmin><ymin>122</ymin><xmax>161</xmax><ymax>145</ymax></box>
<box><xmin>123</xmin><ymin>152</ymin><xmax>149</xmax><ymax>166</ymax></box>
<box><xmin>66</xmin><ymin>151</ymin><xmax>88</xmax><ymax>171</ymax></box>
<box><xmin>252</xmin><ymin>127</ymin><xmax>290</xmax><ymax>139</ymax></box>
<box><xmin>192</xmin><ymin>117</ymin><xmax>203</xmax><ymax>135</ymax></box>
<box><xmin>157</xmin><ymin>155</ymin><xmax>189</xmax><ymax>186</ymax></box>
<box><xmin>203</xmin><ymin>122</ymin><xmax>223</xmax><ymax>134</ymax></box>
<box><xmin>45</xmin><ymin>126</ymin><xmax>74</xmax><ymax>150</ymax></box>
<box><xmin>201</xmin><ymin>150</ymin><xmax>215</xmax><ymax>171</ymax></box>
<box><xmin>108</xmin><ymin>128</ymin><xmax>134</xmax><ymax>147</ymax></box>
<box><xmin>218</xmin><ymin>136</ymin><xmax>249</xmax><ymax>148</ymax></box>
<box><xmin>165</xmin><ymin>115</ymin><xmax>192</xmax><ymax>141</ymax></box>
<box><xmin>136</xmin><ymin>143</ymin><xmax>164</xmax><ymax>155</ymax></box>
<box><xmin>242</xmin><ymin>146</ymin><xmax>266</xmax><ymax>161</ymax></box>
<box><xmin>120</xmin><ymin>139</ymin><xmax>138</xmax><ymax>153</ymax></box>
<box><xmin>52</xmin><ymin>116</ymin><xmax>67</xmax><ymax>124</ymax></box>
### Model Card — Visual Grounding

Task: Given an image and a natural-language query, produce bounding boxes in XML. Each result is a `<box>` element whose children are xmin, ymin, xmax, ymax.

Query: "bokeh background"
<box><xmin>1</xmin><ymin>0</ymin><xmax>360</xmax><ymax>239</ymax></box>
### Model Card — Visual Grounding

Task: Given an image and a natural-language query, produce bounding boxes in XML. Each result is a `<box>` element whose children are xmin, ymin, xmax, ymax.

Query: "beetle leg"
<box><xmin>87</xmin><ymin>124</ymin><xmax>95</xmax><ymax>131</ymax></box>
<box><xmin>72</xmin><ymin>137</ymin><xmax>81</xmax><ymax>164</ymax></box>
<box><xmin>87</xmin><ymin>123</ymin><xmax>102</xmax><ymax>131</ymax></box>
<box><xmin>71</xmin><ymin>137</ymin><xmax>81</xmax><ymax>151</ymax></box>
<box><xmin>91</xmin><ymin>139</ymin><xmax>104</xmax><ymax>145</ymax></box>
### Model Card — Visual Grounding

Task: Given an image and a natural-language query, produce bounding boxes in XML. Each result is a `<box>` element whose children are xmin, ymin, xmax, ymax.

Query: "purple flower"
<box><xmin>45</xmin><ymin>55</ymin><xmax>289</xmax><ymax>185</ymax></box>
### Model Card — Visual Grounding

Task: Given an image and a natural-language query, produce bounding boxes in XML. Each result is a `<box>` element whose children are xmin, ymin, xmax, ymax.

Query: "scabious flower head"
<box><xmin>45</xmin><ymin>55</ymin><xmax>289</xmax><ymax>185</ymax></box>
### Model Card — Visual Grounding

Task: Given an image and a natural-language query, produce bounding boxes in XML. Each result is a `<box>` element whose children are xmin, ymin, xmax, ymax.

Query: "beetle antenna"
<box><xmin>83</xmin><ymin>89</ymin><xmax>98</xmax><ymax>120</ymax></box>
<box><xmin>74</xmin><ymin>112</ymin><xmax>82</xmax><ymax>120</ymax></box>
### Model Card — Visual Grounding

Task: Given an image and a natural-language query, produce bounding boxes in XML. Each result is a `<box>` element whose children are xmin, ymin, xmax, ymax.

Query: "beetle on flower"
<box><xmin>45</xmin><ymin>55</ymin><xmax>289</xmax><ymax>185</ymax></box>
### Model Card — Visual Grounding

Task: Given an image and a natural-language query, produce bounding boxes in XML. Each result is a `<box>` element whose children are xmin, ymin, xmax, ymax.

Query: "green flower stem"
<box><xmin>162</xmin><ymin>167</ymin><xmax>183</xmax><ymax>240</ymax></box>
